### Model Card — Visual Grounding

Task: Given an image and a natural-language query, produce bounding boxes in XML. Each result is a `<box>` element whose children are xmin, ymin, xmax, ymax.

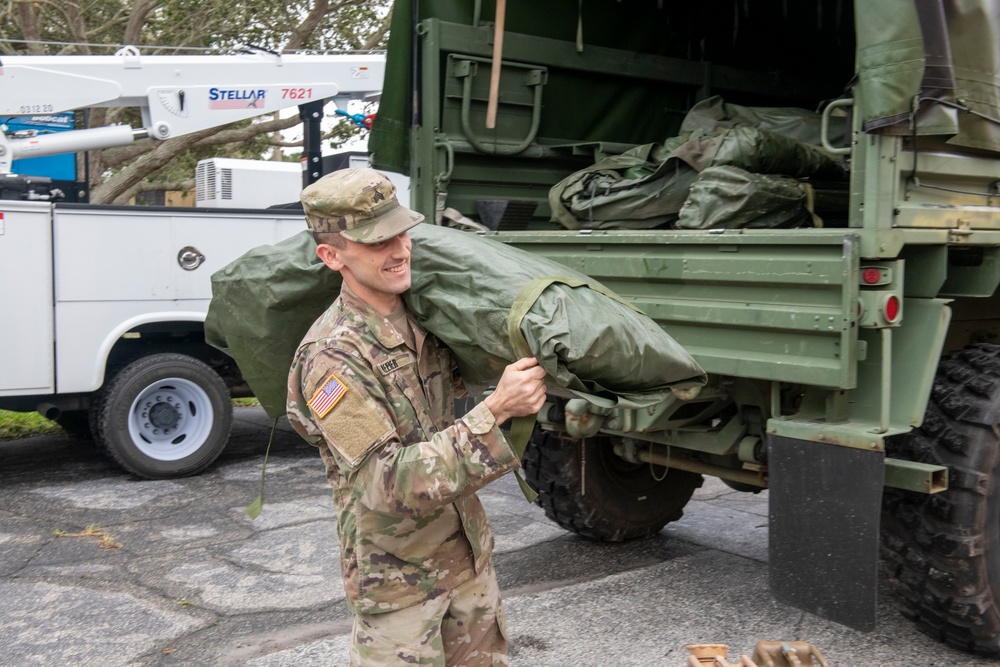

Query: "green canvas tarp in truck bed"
<box><xmin>547</xmin><ymin>97</ymin><xmax>845</xmax><ymax>231</ymax></box>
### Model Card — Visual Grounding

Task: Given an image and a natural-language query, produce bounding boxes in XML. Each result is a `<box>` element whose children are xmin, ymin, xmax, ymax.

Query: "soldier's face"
<box><xmin>320</xmin><ymin>231</ymin><xmax>412</xmax><ymax>314</ymax></box>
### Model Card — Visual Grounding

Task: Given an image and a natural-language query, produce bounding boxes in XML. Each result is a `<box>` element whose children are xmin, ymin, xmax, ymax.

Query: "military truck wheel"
<box><xmin>882</xmin><ymin>343</ymin><xmax>1000</xmax><ymax>656</ymax></box>
<box><xmin>97</xmin><ymin>353</ymin><xmax>232</xmax><ymax>479</ymax></box>
<box><xmin>522</xmin><ymin>428</ymin><xmax>703</xmax><ymax>541</ymax></box>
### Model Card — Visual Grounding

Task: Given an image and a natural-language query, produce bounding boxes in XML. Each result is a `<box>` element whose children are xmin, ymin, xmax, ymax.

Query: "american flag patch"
<box><xmin>308</xmin><ymin>375</ymin><xmax>348</xmax><ymax>418</ymax></box>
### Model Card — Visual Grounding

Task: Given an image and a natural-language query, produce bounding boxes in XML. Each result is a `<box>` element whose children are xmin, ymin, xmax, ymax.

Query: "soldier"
<box><xmin>287</xmin><ymin>168</ymin><xmax>547</xmax><ymax>667</ymax></box>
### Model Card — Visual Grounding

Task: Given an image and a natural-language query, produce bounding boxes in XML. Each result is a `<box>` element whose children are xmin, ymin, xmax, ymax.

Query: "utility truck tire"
<box><xmin>97</xmin><ymin>353</ymin><xmax>232</xmax><ymax>479</ymax></box>
<box><xmin>882</xmin><ymin>343</ymin><xmax>1000</xmax><ymax>656</ymax></box>
<box><xmin>522</xmin><ymin>428</ymin><xmax>702</xmax><ymax>541</ymax></box>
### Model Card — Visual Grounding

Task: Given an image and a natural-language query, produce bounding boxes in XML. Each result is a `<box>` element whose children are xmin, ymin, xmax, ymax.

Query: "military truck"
<box><xmin>368</xmin><ymin>0</ymin><xmax>1000</xmax><ymax>655</ymax></box>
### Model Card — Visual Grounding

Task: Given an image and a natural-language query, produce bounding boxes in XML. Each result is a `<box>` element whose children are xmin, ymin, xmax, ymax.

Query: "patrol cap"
<box><xmin>300</xmin><ymin>168</ymin><xmax>423</xmax><ymax>243</ymax></box>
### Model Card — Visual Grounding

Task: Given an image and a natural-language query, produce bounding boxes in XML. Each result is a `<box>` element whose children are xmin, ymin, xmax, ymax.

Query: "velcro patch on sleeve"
<box><xmin>308</xmin><ymin>375</ymin><xmax>349</xmax><ymax>418</ymax></box>
<box><xmin>316</xmin><ymin>379</ymin><xmax>395</xmax><ymax>468</ymax></box>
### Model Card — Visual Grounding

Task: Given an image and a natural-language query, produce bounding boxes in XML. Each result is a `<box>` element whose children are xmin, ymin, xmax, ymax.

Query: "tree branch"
<box><xmin>101</xmin><ymin>139</ymin><xmax>158</xmax><ymax>170</ymax></box>
<box><xmin>360</xmin><ymin>7</ymin><xmax>392</xmax><ymax>50</ymax></box>
<box><xmin>284</xmin><ymin>0</ymin><xmax>329</xmax><ymax>51</ymax></box>
<box><xmin>268</xmin><ymin>139</ymin><xmax>305</xmax><ymax>148</ymax></box>
<box><xmin>92</xmin><ymin>127</ymin><xmax>218</xmax><ymax>204</ymax></box>
<box><xmin>135</xmin><ymin>178</ymin><xmax>195</xmax><ymax>193</ymax></box>
<box><xmin>59</xmin><ymin>0</ymin><xmax>89</xmax><ymax>51</ymax></box>
<box><xmin>122</xmin><ymin>0</ymin><xmax>158</xmax><ymax>46</ymax></box>
<box><xmin>187</xmin><ymin>114</ymin><xmax>303</xmax><ymax>149</ymax></box>
<box><xmin>93</xmin><ymin>115</ymin><xmax>303</xmax><ymax>204</ymax></box>
<box><xmin>14</xmin><ymin>0</ymin><xmax>43</xmax><ymax>53</ymax></box>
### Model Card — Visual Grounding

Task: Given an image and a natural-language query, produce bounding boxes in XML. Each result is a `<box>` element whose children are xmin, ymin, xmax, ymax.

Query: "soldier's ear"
<box><xmin>316</xmin><ymin>243</ymin><xmax>346</xmax><ymax>271</ymax></box>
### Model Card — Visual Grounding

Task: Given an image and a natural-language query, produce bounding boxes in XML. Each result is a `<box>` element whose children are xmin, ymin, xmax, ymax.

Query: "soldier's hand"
<box><xmin>484</xmin><ymin>357</ymin><xmax>547</xmax><ymax>424</ymax></box>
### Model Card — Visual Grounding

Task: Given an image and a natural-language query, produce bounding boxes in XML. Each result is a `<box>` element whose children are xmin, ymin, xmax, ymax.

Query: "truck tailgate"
<box><xmin>496</xmin><ymin>228</ymin><xmax>861</xmax><ymax>389</ymax></box>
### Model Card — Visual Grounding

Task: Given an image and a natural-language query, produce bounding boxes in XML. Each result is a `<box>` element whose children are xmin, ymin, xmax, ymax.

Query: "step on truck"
<box><xmin>368</xmin><ymin>0</ymin><xmax>1000</xmax><ymax>655</ymax></box>
<box><xmin>0</xmin><ymin>48</ymin><xmax>385</xmax><ymax>477</ymax></box>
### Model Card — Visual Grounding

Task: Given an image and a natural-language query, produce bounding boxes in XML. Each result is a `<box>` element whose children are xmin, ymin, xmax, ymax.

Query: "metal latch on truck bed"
<box><xmin>446</xmin><ymin>55</ymin><xmax>547</xmax><ymax>155</ymax></box>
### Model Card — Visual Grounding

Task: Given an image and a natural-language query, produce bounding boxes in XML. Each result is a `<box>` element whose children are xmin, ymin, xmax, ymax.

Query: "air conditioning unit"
<box><xmin>195</xmin><ymin>158</ymin><xmax>303</xmax><ymax>209</ymax></box>
<box><xmin>195</xmin><ymin>154</ymin><xmax>410</xmax><ymax>209</ymax></box>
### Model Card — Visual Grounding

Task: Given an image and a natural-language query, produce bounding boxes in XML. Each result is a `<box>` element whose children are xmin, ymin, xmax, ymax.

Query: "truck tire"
<box><xmin>882</xmin><ymin>343</ymin><xmax>1000</xmax><ymax>656</ymax></box>
<box><xmin>96</xmin><ymin>353</ymin><xmax>232</xmax><ymax>479</ymax></box>
<box><xmin>522</xmin><ymin>428</ymin><xmax>703</xmax><ymax>541</ymax></box>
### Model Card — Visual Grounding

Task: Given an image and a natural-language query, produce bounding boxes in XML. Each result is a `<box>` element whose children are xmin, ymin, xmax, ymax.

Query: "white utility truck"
<box><xmin>0</xmin><ymin>48</ymin><xmax>384</xmax><ymax>477</ymax></box>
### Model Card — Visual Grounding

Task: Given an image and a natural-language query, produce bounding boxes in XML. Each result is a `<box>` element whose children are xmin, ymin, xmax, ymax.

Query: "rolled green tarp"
<box><xmin>405</xmin><ymin>224</ymin><xmax>706</xmax><ymax>409</ymax></box>
<box><xmin>206</xmin><ymin>224</ymin><xmax>706</xmax><ymax>419</ymax></box>
<box><xmin>205</xmin><ymin>231</ymin><xmax>342</xmax><ymax>418</ymax></box>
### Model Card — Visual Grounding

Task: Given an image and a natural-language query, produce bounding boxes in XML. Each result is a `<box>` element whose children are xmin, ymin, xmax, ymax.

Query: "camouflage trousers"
<box><xmin>350</xmin><ymin>560</ymin><xmax>509</xmax><ymax>667</ymax></box>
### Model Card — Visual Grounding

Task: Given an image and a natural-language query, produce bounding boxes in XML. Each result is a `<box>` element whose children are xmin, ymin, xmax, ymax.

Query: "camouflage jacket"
<box><xmin>287</xmin><ymin>283</ymin><xmax>519</xmax><ymax>614</ymax></box>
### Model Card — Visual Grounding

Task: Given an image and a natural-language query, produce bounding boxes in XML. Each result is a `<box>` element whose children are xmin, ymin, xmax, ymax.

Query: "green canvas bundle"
<box><xmin>679</xmin><ymin>96</ymin><xmax>848</xmax><ymax>149</ymax></box>
<box><xmin>205</xmin><ymin>224</ymin><xmax>706</xmax><ymax>419</ymax></box>
<box><xmin>205</xmin><ymin>231</ymin><xmax>342</xmax><ymax>418</ymax></box>
<box><xmin>404</xmin><ymin>224</ymin><xmax>706</xmax><ymax>409</ymax></box>
<box><xmin>549</xmin><ymin>97</ymin><xmax>845</xmax><ymax>231</ymax></box>
<box><xmin>675</xmin><ymin>165</ymin><xmax>822</xmax><ymax>230</ymax></box>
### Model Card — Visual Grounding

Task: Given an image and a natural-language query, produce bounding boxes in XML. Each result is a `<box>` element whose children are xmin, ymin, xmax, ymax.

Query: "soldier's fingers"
<box><xmin>510</xmin><ymin>357</ymin><xmax>539</xmax><ymax>371</ymax></box>
<box><xmin>527</xmin><ymin>382</ymin><xmax>546</xmax><ymax>399</ymax></box>
<box><xmin>526</xmin><ymin>365</ymin><xmax>547</xmax><ymax>379</ymax></box>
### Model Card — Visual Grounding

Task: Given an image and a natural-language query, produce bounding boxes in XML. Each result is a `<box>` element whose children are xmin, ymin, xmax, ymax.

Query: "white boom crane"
<box><xmin>0</xmin><ymin>46</ymin><xmax>385</xmax><ymax>174</ymax></box>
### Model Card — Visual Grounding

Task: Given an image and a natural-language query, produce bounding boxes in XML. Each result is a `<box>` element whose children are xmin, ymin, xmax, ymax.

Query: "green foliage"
<box><xmin>0</xmin><ymin>410</ymin><xmax>61</xmax><ymax>440</ymax></box>
<box><xmin>232</xmin><ymin>398</ymin><xmax>261</xmax><ymax>408</ymax></box>
<box><xmin>220</xmin><ymin>1</ymin><xmax>391</xmax><ymax>52</ymax></box>
<box><xmin>0</xmin><ymin>399</ymin><xmax>258</xmax><ymax>439</ymax></box>
<box><xmin>0</xmin><ymin>0</ymin><xmax>392</xmax><ymax>202</ymax></box>
<box><xmin>0</xmin><ymin>1</ymin><xmax>390</xmax><ymax>56</ymax></box>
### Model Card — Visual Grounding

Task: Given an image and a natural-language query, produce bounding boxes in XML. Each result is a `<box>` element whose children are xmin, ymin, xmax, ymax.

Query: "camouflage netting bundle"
<box><xmin>206</xmin><ymin>224</ymin><xmax>706</xmax><ymax>418</ymax></box>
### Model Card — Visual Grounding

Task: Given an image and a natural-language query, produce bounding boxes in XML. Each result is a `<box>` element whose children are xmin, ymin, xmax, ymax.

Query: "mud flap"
<box><xmin>768</xmin><ymin>435</ymin><xmax>884</xmax><ymax>632</ymax></box>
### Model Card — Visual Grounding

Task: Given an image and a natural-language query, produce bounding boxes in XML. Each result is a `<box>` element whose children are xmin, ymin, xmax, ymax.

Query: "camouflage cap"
<box><xmin>300</xmin><ymin>168</ymin><xmax>423</xmax><ymax>243</ymax></box>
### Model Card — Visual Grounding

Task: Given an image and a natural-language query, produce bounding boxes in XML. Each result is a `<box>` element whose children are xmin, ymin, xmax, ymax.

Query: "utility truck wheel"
<box><xmin>882</xmin><ymin>343</ymin><xmax>1000</xmax><ymax>656</ymax></box>
<box><xmin>522</xmin><ymin>428</ymin><xmax>702</xmax><ymax>541</ymax></box>
<box><xmin>97</xmin><ymin>353</ymin><xmax>232</xmax><ymax>479</ymax></box>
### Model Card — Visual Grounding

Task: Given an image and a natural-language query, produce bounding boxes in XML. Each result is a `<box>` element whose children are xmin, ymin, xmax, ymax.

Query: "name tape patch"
<box><xmin>377</xmin><ymin>356</ymin><xmax>414</xmax><ymax>376</ymax></box>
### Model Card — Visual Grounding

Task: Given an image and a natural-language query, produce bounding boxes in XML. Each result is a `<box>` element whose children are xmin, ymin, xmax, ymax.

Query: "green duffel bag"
<box><xmin>675</xmin><ymin>165</ymin><xmax>822</xmax><ymax>230</ymax></box>
<box><xmin>550</xmin><ymin>126</ymin><xmax>842</xmax><ymax>231</ymax></box>
<box><xmin>548</xmin><ymin>137</ymin><xmax>695</xmax><ymax>230</ymax></box>
<box><xmin>206</xmin><ymin>225</ymin><xmax>706</xmax><ymax>419</ymax></box>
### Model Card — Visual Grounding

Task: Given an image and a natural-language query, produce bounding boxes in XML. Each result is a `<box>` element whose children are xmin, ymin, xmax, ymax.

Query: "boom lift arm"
<box><xmin>0</xmin><ymin>46</ymin><xmax>386</xmax><ymax>174</ymax></box>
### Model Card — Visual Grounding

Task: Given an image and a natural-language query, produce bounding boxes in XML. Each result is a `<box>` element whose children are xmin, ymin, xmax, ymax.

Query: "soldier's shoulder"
<box><xmin>300</xmin><ymin>299</ymin><xmax>375</xmax><ymax>348</ymax></box>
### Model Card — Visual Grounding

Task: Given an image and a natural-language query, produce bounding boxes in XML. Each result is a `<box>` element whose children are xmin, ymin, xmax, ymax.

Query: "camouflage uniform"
<box><xmin>289</xmin><ymin>168</ymin><xmax>519</xmax><ymax>665</ymax></box>
<box><xmin>287</xmin><ymin>281</ymin><xmax>517</xmax><ymax>666</ymax></box>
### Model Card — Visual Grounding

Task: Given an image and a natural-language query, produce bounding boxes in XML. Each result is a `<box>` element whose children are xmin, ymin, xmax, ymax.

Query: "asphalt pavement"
<box><xmin>0</xmin><ymin>405</ymin><xmax>996</xmax><ymax>666</ymax></box>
